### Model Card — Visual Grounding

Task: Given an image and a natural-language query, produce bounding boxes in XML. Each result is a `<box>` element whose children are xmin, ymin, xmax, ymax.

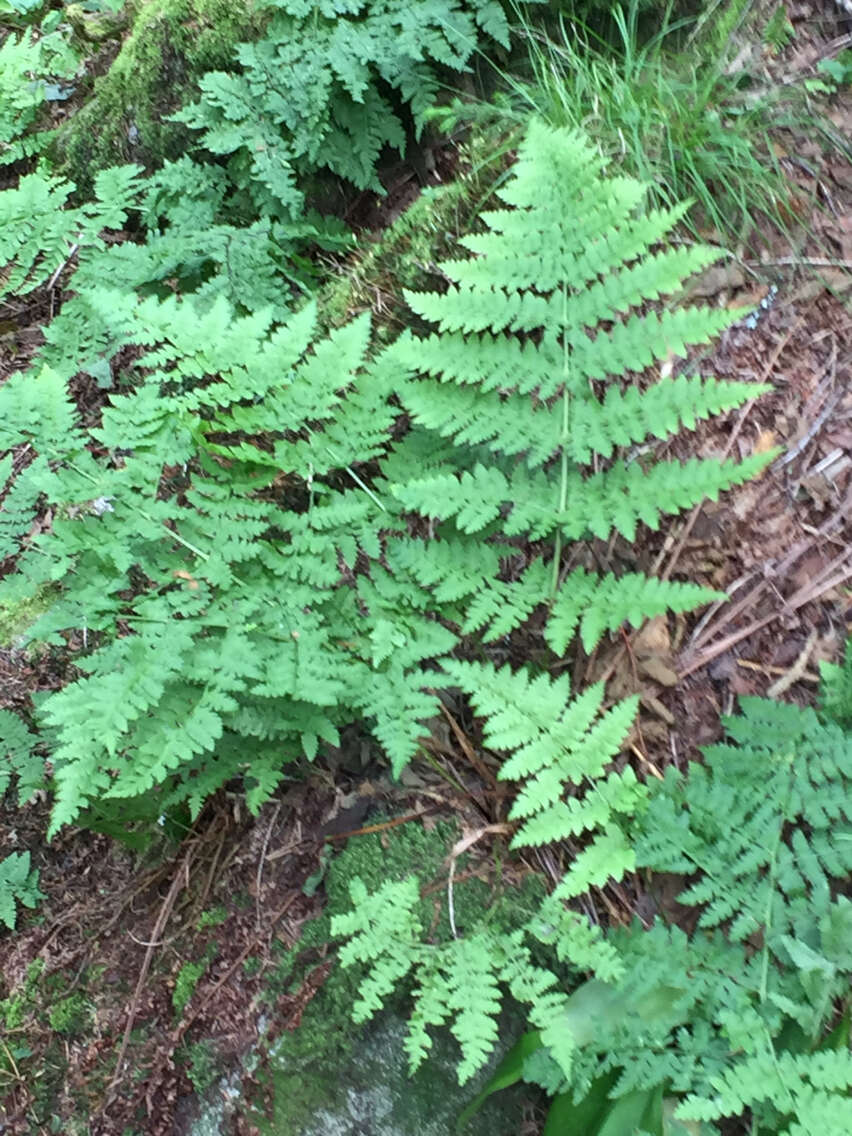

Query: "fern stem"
<box><xmin>324</xmin><ymin>446</ymin><xmax>387</xmax><ymax>511</ymax></box>
<box><xmin>551</xmin><ymin>286</ymin><xmax>571</xmax><ymax>599</ymax></box>
<box><xmin>757</xmin><ymin>759</ymin><xmax>793</xmax><ymax>1006</ymax></box>
<box><xmin>68</xmin><ymin>461</ymin><xmax>211</xmax><ymax>559</ymax></box>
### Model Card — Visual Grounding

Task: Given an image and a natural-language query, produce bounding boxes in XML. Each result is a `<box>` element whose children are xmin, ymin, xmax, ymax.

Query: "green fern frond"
<box><xmin>637</xmin><ymin>696</ymin><xmax>852</xmax><ymax>949</ymax></box>
<box><xmin>333</xmin><ymin>875</ymin><xmax>424</xmax><ymax>1019</ymax></box>
<box><xmin>546</xmin><ymin>569</ymin><xmax>724</xmax><ymax>655</ymax></box>
<box><xmin>0</xmin><ymin>169</ymin><xmax>142</xmax><ymax>303</ymax></box>
<box><xmin>0</xmin><ymin>710</ymin><xmax>45</xmax><ymax>805</ymax></box>
<box><xmin>678</xmin><ymin>1048</ymin><xmax>852</xmax><ymax>1132</ymax></box>
<box><xmin>175</xmin><ymin>0</ymin><xmax>512</xmax><ymax>217</ymax></box>
<box><xmin>0</xmin><ymin>287</ymin><xmax>418</xmax><ymax>832</ymax></box>
<box><xmin>442</xmin><ymin>659</ymin><xmax>642</xmax><ymax>889</ymax></box>
<box><xmin>0</xmin><ymin>852</ymin><xmax>44</xmax><ymax>931</ymax></box>
<box><xmin>385</xmin><ymin>118</ymin><xmax>767</xmax><ymax>670</ymax></box>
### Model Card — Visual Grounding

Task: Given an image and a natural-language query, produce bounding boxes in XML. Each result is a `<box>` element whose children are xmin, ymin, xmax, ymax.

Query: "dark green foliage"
<box><xmin>173</xmin><ymin>0</ymin><xmax>516</xmax><ymax>218</ymax></box>
<box><xmin>821</xmin><ymin>638</ymin><xmax>852</xmax><ymax>729</ymax></box>
<box><xmin>0</xmin><ymin>120</ymin><xmax>767</xmax><ymax>847</ymax></box>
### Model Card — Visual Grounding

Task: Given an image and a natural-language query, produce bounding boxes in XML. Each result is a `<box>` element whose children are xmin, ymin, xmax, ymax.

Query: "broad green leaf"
<box><xmin>457</xmin><ymin>1031</ymin><xmax>543</xmax><ymax>1130</ymax></box>
<box><xmin>543</xmin><ymin>1072</ymin><xmax>619</xmax><ymax>1134</ymax></box>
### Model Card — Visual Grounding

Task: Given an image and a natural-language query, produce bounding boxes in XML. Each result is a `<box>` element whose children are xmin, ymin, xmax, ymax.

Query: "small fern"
<box><xmin>0</xmin><ymin>852</ymin><xmax>44</xmax><ymax>931</ymax></box>
<box><xmin>0</xmin><ymin>709</ymin><xmax>45</xmax><ymax>805</ymax></box>
<box><xmin>442</xmin><ymin>660</ymin><xmax>643</xmax><ymax>898</ymax></box>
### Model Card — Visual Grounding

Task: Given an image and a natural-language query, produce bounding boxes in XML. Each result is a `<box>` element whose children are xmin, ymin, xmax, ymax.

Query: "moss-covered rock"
<box><xmin>257</xmin><ymin>1011</ymin><xmax>534</xmax><ymax>1136</ymax></box>
<box><xmin>246</xmin><ymin>815</ymin><xmax>544</xmax><ymax>1134</ymax></box>
<box><xmin>53</xmin><ymin>0</ymin><xmax>266</xmax><ymax>190</ymax></box>
<box><xmin>0</xmin><ymin>585</ymin><xmax>56</xmax><ymax>647</ymax></box>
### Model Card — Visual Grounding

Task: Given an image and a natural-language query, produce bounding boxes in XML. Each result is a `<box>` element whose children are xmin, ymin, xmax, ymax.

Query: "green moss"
<box><xmin>48</xmin><ymin>992</ymin><xmax>90</xmax><ymax>1036</ymax></box>
<box><xmin>1</xmin><ymin>958</ymin><xmax>44</xmax><ymax>1030</ymax></box>
<box><xmin>0</xmin><ymin>585</ymin><xmax>56</xmax><ymax>647</ymax></box>
<box><xmin>178</xmin><ymin>1038</ymin><xmax>221</xmax><ymax>1095</ymax></box>
<box><xmin>259</xmin><ymin>814</ymin><xmax>544</xmax><ymax>1072</ymax></box>
<box><xmin>172</xmin><ymin>947</ymin><xmax>214</xmax><ymax>1017</ymax></box>
<box><xmin>53</xmin><ymin>0</ymin><xmax>267</xmax><ymax>189</ymax></box>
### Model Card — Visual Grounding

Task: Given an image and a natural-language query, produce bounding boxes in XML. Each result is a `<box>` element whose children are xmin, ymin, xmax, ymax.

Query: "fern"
<box><xmin>526</xmin><ymin>698</ymin><xmax>852</xmax><ymax>1130</ymax></box>
<box><xmin>443</xmin><ymin>660</ymin><xmax>642</xmax><ymax>894</ymax></box>
<box><xmin>332</xmin><ymin>876</ymin><xmax>572</xmax><ymax>1085</ymax></box>
<box><xmin>173</xmin><ymin>0</ymin><xmax>519</xmax><ymax>218</ymax></box>
<box><xmin>636</xmin><ymin>697</ymin><xmax>852</xmax><ymax>956</ymax></box>
<box><xmin>0</xmin><ymin>25</ymin><xmax>77</xmax><ymax>166</ymax></box>
<box><xmin>0</xmin><ymin>166</ymin><xmax>143</xmax><ymax>303</ymax></box>
<box><xmin>0</xmin><ymin>852</ymin><xmax>44</xmax><ymax>931</ymax></box>
<box><xmin>0</xmin><ymin>290</ymin><xmax>447</xmax><ymax>832</ymax></box>
<box><xmin>0</xmin><ymin>709</ymin><xmax>45</xmax><ymax>805</ymax></box>
<box><xmin>383</xmin><ymin>120</ymin><xmax>771</xmax><ymax>662</ymax></box>
<box><xmin>679</xmin><ymin>1049</ymin><xmax>852</xmax><ymax>1133</ymax></box>
<box><xmin>334</xmin><ymin>692</ymin><xmax>852</xmax><ymax>1133</ymax></box>
<box><xmin>2</xmin><ymin>123</ymin><xmax>769</xmax><ymax>878</ymax></box>
<box><xmin>820</xmin><ymin>637</ymin><xmax>852</xmax><ymax>729</ymax></box>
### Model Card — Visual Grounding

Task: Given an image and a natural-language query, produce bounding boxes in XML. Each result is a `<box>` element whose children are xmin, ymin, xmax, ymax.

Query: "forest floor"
<box><xmin>1</xmin><ymin>4</ymin><xmax>851</xmax><ymax>1133</ymax></box>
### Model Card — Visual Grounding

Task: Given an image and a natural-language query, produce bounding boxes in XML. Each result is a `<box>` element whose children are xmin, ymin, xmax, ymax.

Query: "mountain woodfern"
<box><xmin>383</xmin><ymin>120</ymin><xmax>769</xmax><ymax>658</ymax></box>
<box><xmin>1</xmin><ymin>120</ymin><xmax>769</xmax><ymax>847</ymax></box>
<box><xmin>335</xmin><ymin>697</ymin><xmax>852</xmax><ymax>1133</ymax></box>
<box><xmin>173</xmin><ymin>0</ymin><xmax>518</xmax><ymax>218</ymax></box>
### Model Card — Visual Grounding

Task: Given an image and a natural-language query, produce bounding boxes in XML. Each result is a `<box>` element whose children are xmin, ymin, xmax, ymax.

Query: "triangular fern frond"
<box><xmin>383</xmin><ymin>117</ymin><xmax>768</xmax><ymax>668</ymax></box>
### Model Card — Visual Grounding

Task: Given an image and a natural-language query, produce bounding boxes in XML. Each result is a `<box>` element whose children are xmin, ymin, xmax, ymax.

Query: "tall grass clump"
<box><xmin>446</xmin><ymin>0</ymin><xmax>826</xmax><ymax>246</ymax></box>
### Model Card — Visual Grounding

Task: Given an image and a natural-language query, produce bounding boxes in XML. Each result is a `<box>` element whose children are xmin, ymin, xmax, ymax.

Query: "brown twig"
<box><xmin>766</xmin><ymin>628</ymin><xmax>818</xmax><ymax>698</ymax></box>
<box><xmin>142</xmin><ymin>892</ymin><xmax>300</xmax><ymax>1116</ymax></box>
<box><xmin>679</xmin><ymin>556</ymin><xmax>852</xmax><ymax>679</ymax></box>
<box><xmin>736</xmin><ymin>658</ymin><xmax>820</xmax><ymax>683</ymax></box>
<box><xmin>439</xmin><ymin>702</ymin><xmax>498</xmax><ymax>789</ymax></box>
<box><xmin>656</xmin><ymin>321</ymin><xmax>798</xmax><ymax>584</ymax></box>
<box><xmin>444</xmin><ymin>824</ymin><xmax>512</xmax><ymax>937</ymax></box>
<box><xmin>109</xmin><ymin>839</ymin><xmax>198</xmax><ymax>1088</ymax></box>
<box><xmin>323</xmin><ymin>803</ymin><xmax>445</xmax><ymax>842</ymax></box>
<box><xmin>256</xmin><ymin>801</ymin><xmax>283</xmax><ymax>931</ymax></box>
